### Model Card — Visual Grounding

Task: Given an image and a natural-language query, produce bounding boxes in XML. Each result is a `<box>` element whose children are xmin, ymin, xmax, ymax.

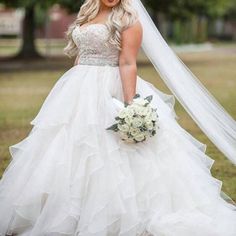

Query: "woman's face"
<box><xmin>100</xmin><ymin>0</ymin><xmax>120</xmax><ymax>8</ymax></box>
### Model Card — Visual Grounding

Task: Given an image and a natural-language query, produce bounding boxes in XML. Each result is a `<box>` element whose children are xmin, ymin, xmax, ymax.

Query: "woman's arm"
<box><xmin>74</xmin><ymin>54</ymin><xmax>80</xmax><ymax>66</ymax></box>
<box><xmin>119</xmin><ymin>21</ymin><xmax>143</xmax><ymax>104</ymax></box>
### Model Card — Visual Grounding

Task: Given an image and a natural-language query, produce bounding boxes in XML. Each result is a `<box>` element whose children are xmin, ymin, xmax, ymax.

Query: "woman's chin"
<box><xmin>101</xmin><ymin>0</ymin><xmax>120</xmax><ymax>8</ymax></box>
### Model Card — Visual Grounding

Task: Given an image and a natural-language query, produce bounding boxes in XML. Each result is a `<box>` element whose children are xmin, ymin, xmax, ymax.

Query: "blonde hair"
<box><xmin>64</xmin><ymin>0</ymin><xmax>138</xmax><ymax>57</ymax></box>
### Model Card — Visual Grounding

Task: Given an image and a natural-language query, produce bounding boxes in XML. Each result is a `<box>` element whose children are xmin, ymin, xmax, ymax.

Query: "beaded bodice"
<box><xmin>72</xmin><ymin>24</ymin><xmax>119</xmax><ymax>67</ymax></box>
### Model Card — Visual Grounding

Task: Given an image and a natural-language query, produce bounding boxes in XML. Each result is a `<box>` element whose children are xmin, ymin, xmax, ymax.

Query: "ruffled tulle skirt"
<box><xmin>0</xmin><ymin>65</ymin><xmax>236</xmax><ymax>236</ymax></box>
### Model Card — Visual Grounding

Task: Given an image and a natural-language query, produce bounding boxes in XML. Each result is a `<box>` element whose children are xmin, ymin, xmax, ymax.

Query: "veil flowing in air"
<box><xmin>132</xmin><ymin>0</ymin><xmax>236</xmax><ymax>165</ymax></box>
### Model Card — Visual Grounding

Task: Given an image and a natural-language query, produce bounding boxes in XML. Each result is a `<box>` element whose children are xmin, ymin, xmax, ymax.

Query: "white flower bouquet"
<box><xmin>107</xmin><ymin>94</ymin><xmax>159</xmax><ymax>143</ymax></box>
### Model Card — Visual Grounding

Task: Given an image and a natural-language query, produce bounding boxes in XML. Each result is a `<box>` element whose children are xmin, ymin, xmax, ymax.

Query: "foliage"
<box><xmin>0</xmin><ymin>0</ymin><xmax>234</xmax><ymax>18</ymax></box>
<box><xmin>0</xmin><ymin>0</ymin><xmax>83</xmax><ymax>11</ymax></box>
<box><xmin>0</xmin><ymin>0</ymin><xmax>84</xmax><ymax>58</ymax></box>
<box><xmin>0</xmin><ymin>0</ymin><xmax>234</xmax><ymax>58</ymax></box>
<box><xmin>143</xmin><ymin>0</ymin><xmax>234</xmax><ymax>19</ymax></box>
<box><xmin>224</xmin><ymin>0</ymin><xmax>236</xmax><ymax>19</ymax></box>
<box><xmin>1</xmin><ymin>0</ymin><xmax>233</xmax><ymax>18</ymax></box>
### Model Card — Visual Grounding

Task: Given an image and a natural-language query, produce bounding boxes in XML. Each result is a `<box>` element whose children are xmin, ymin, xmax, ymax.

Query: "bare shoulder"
<box><xmin>120</xmin><ymin>20</ymin><xmax>142</xmax><ymax>53</ymax></box>
<box><xmin>121</xmin><ymin>20</ymin><xmax>143</xmax><ymax>44</ymax></box>
<box><xmin>122</xmin><ymin>20</ymin><xmax>143</xmax><ymax>36</ymax></box>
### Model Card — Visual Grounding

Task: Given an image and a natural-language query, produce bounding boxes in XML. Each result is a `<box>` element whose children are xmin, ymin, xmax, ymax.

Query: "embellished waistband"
<box><xmin>78</xmin><ymin>57</ymin><xmax>119</xmax><ymax>67</ymax></box>
<box><xmin>78</xmin><ymin>62</ymin><xmax>119</xmax><ymax>67</ymax></box>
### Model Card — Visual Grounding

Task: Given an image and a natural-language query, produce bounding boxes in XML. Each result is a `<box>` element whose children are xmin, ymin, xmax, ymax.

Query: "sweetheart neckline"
<box><xmin>77</xmin><ymin>24</ymin><xmax>107</xmax><ymax>31</ymax></box>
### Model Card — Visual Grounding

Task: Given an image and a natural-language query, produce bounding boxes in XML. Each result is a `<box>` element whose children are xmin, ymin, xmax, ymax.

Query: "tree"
<box><xmin>1</xmin><ymin>0</ymin><xmax>233</xmax><ymax>59</ymax></box>
<box><xmin>143</xmin><ymin>0</ymin><xmax>234</xmax><ymax>43</ymax></box>
<box><xmin>0</xmin><ymin>0</ymin><xmax>83</xmax><ymax>59</ymax></box>
<box><xmin>143</xmin><ymin>0</ymin><xmax>233</xmax><ymax>19</ymax></box>
<box><xmin>224</xmin><ymin>0</ymin><xmax>236</xmax><ymax>19</ymax></box>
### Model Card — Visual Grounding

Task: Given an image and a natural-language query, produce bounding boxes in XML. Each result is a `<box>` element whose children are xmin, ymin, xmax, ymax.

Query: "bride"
<box><xmin>0</xmin><ymin>0</ymin><xmax>236</xmax><ymax>235</ymax></box>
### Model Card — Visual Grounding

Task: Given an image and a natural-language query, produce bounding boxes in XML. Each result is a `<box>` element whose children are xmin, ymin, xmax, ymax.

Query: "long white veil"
<box><xmin>132</xmin><ymin>0</ymin><xmax>236</xmax><ymax>165</ymax></box>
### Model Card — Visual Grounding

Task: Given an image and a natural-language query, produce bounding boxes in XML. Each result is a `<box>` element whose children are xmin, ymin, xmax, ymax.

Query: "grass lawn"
<box><xmin>0</xmin><ymin>39</ymin><xmax>66</xmax><ymax>57</ymax></box>
<box><xmin>0</xmin><ymin>48</ymin><xmax>236</xmax><ymax>201</ymax></box>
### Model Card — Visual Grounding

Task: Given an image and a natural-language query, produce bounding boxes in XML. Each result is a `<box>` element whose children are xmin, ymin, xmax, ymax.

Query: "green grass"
<box><xmin>0</xmin><ymin>39</ymin><xmax>66</xmax><ymax>57</ymax></box>
<box><xmin>0</xmin><ymin>48</ymin><xmax>236</xmax><ymax>201</ymax></box>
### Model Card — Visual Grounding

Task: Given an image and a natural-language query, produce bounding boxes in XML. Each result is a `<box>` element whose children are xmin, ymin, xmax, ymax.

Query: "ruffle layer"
<box><xmin>0</xmin><ymin>65</ymin><xmax>236</xmax><ymax>236</ymax></box>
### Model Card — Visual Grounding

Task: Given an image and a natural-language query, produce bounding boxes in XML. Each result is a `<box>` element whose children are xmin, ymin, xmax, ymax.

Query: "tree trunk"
<box><xmin>15</xmin><ymin>4</ymin><xmax>42</xmax><ymax>59</ymax></box>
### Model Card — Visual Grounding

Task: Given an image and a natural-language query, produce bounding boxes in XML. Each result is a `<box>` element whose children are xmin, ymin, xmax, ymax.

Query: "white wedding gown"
<box><xmin>0</xmin><ymin>24</ymin><xmax>236</xmax><ymax>236</ymax></box>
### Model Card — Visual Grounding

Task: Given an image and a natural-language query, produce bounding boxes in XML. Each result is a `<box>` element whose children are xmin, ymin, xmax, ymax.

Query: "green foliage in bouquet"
<box><xmin>107</xmin><ymin>94</ymin><xmax>159</xmax><ymax>143</ymax></box>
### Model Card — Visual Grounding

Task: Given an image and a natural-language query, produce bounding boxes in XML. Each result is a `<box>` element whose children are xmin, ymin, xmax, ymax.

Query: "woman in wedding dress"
<box><xmin>0</xmin><ymin>0</ymin><xmax>236</xmax><ymax>235</ymax></box>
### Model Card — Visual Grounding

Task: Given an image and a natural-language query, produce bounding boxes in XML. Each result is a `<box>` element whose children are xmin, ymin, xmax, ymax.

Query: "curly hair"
<box><xmin>64</xmin><ymin>0</ymin><xmax>138</xmax><ymax>57</ymax></box>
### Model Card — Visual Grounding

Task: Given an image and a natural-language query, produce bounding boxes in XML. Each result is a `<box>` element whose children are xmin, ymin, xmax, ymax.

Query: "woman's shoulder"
<box><xmin>122</xmin><ymin>19</ymin><xmax>143</xmax><ymax>36</ymax></box>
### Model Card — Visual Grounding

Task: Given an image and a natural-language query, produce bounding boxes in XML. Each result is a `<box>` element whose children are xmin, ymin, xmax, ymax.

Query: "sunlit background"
<box><xmin>0</xmin><ymin>0</ymin><xmax>236</xmax><ymax>200</ymax></box>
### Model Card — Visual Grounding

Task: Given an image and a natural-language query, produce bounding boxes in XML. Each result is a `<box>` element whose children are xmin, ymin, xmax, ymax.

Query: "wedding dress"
<box><xmin>0</xmin><ymin>23</ymin><xmax>236</xmax><ymax>236</ymax></box>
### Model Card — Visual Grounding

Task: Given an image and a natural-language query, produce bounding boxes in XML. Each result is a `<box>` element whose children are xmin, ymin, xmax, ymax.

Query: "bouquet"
<box><xmin>106</xmin><ymin>94</ymin><xmax>159</xmax><ymax>143</ymax></box>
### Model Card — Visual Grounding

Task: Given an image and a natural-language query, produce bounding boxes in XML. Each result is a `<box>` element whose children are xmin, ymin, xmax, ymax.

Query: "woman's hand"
<box><xmin>119</xmin><ymin>21</ymin><xmax>143</xmax><ymax>104</ymax></box>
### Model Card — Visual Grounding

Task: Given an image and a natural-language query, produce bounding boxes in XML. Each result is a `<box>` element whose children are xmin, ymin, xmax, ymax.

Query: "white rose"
<box><xmin>146</xmin><ymin>122</ymin><xmax>153</xmax><ymax>130</ymax></box>
<box><xmin>144</xmin><ymin>113</ymin><xmax>152</xmax><ymax>123</ymax></box>
<box><xmin>151</xmin><ymin>112</ymin><xmax>158</xmax><ymax>121</ymax></box>
<box><xmin>133</xmin><ymin>106</ymin><xmax>144</xmax><ymax>116</ymax></box>
<box><xmin>118</xmin><ymin>108</ymin><xmax>128</xmax><ymax>119</ymax></box>
<box><xmin>131</xmin><ymin>106</ymin><xmax>137</xmax><ymax>112</ymax></box>
<box><xmin>139</xmin><ymin>107</ymin><xmax>150</xmax><ymax>116</ymax></box>
<box><xmin>146</xmin><ymin>106</ymin><xmax>152</xmax><ymax>114</ymax></box>
<box><xmin>124</xmin><ymin>116</ymin><xmax>132</xmax><ymax>125</ymax></box>
<box><xmin>132</xmin><ymin>117</ymin><xmax>143</xmax><ymax>128</ymax></box>
<box><xmin>130</xmin><ymin>103</ymin><xmax>139</xmax><ymax>109</ymax></box>
<box><xmin>130</xmin><ymin>127</ymin><xmax>141</xmax><ymax>137</ymax></box>
<box><xmin>134</xmin><ymin>133</ymin><xmax>145</xmax><ymax>142</ymax></box>
<box><xmin>133</xmin><ymin>98</ymin><xmax>148</xmax><ymax>106</ymax></box>
<box><xmin>126</xmin><ymin>108</ymin><xmax>135</xmax><ymax>117</ymax></box>
<box><xmin>118</xmin><ymin>124</ymin><xmax>130</xmax><ymax>132</ymax></box>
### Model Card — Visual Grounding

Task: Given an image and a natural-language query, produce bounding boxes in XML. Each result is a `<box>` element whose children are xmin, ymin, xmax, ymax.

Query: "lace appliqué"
<box><xmin>72</xmin><ymin>24</ymin><xmax>119</xmax><ymax>67</ymax></box>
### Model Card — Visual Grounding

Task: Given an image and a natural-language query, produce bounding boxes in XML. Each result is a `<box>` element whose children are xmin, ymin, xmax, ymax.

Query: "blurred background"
<box><xmin>0</xmin><ymin>0</ymin><xmax>236</xmax><ymax>59</ymax></box>
<box><xmin>0</xmin><ymin>0</ymin><xmax>236</xmax><ymax>200</ymax></box>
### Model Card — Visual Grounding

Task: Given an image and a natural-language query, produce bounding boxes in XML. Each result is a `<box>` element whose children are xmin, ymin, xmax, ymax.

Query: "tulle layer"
<box><xmin>0</xmin><ymin>65</ymin><xmax>236</xmax><ymax>236</ymax></box>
